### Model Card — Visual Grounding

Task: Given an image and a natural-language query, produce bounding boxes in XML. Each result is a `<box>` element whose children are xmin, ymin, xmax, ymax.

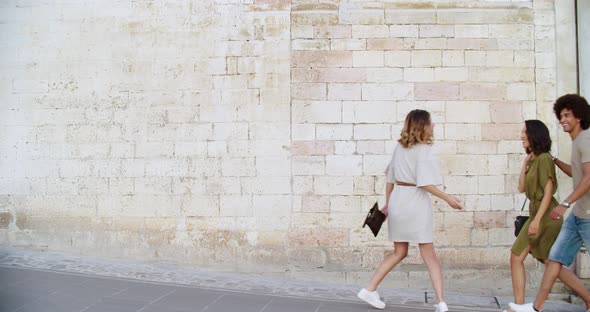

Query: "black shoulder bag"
<box><xmin>514</xmin><ymin>199</ymin><xmax>529</xmax><ymax>237</ymax></box>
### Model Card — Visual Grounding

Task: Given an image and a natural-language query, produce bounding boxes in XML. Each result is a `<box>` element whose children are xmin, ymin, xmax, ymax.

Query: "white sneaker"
<box><xmin>508</xmin><ymin>302</ymin><xmax>538</xmax><ymax>312</ymax></box>
<box><xmin>434</xmin><ymin>301</ymin><xmax>448</xmax><ymax>312</ymax></box>
<box><xmin>357</xmin><ymin>288</ymin><xmax>385</xmax><ymax>309</ymax></box>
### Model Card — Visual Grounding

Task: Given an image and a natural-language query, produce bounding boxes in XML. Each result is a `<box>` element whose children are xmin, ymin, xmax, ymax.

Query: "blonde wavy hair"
<box><xmin>398</xmin><ymin>109</ymin><xmax>433</xmax><ymax>148</ymax></box>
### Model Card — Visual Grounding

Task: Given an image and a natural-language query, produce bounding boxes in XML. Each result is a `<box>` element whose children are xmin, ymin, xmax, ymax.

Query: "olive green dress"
<box><xmin>511</xmin><ymin>153</ymin><xmax>563</xmax><ymax>262</ymax></box>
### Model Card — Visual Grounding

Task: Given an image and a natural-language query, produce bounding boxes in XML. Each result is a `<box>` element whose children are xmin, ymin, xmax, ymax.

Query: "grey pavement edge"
<box><xmin>0</xmin><ymin>247</ymin><xmax>585</xmax><ymax>312</ymax></box>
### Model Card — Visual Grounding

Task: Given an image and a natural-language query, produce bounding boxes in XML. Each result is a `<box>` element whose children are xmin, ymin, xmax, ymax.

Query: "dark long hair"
<box><xmin>524</xmin><ymin>120</ymin><xmax>551</xmax><ymax>155</ymax></box>
<box><xmin>553</xmin><ymin>94</ymin><xmax>590</xmax><ymax>130</ymax></box>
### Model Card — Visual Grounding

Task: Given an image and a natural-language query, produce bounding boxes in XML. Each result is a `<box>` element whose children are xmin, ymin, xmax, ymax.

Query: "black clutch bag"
<box><xmin>363</xmin><ymin>202</ymin><xmax>386</xmax><ymax>237</ymax></box>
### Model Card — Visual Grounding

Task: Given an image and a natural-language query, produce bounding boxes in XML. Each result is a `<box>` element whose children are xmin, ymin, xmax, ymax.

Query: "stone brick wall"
<box><xmin>0</xmin><ymin>0</ymin><xmax>562</xmax><ymax>286</ymax></box>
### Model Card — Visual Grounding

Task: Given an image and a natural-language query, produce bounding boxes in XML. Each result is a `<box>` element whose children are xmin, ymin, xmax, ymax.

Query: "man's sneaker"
<box><xmin>434</xmin><ymin>301</ymin><xmax>448</xmax><ymax>312</ymax></box>
<box><xmin>357</xmin><ymin>288</ymin><xmax>385</xmax><ymax>309</ymax></box>
<box><xmin>508</xmin><ymin>302</ymin><xmax>539</xmax><ymax>312</ymax></box>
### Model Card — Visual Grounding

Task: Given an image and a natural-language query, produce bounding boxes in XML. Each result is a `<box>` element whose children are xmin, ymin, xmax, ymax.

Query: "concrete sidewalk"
<box><xmin>0</xmin><ymin>248</ymin><xmax>585</xmax><ymax>312</ymax></box>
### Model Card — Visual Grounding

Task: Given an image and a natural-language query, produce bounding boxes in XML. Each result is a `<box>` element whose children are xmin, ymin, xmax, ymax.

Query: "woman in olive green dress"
<box><xmin>505</xmin><ymin>120</ymin><xmax>563</xmax><ymax>312</ymax></box>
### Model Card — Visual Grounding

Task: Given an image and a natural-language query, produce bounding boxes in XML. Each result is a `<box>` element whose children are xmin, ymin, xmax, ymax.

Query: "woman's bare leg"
<box><xmin>505</xmin><ymin>245</ymin><xmax>532</xmax><ymax>311</ymax></box>
<box><xmin>511</xmin><ymin>245</ymin><xmax>532</xmax><ymax>304</ymax></box>
<box><xmin>419</xmin><ymin>243</ymin><xmax>444</xmax><ymax>303</ymax></box>
<box><xmin>366</xmin><ymin>242</ymin><xmax>409</xmax><ymax>291</ymax></box>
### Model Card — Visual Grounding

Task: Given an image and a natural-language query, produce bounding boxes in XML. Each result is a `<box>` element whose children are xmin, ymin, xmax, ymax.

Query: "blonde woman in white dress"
<box><xmin>357</xmin><ymin>109</ymin><xmax>464</xmax><ymax>312</ymax></box>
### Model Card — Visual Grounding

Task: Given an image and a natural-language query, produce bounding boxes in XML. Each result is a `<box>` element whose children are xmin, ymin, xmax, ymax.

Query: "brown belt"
<box><xmin>396</xmin><ymin>181</ymin><xmax>416</xmax><ymax>187</ymax></box>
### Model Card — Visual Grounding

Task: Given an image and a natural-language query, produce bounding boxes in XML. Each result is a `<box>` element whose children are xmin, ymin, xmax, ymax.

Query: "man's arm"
<box><xmin>550</xmin><ymin>162</ymin><xmax>590</xmax><ymax>220</ymax></box>
<box><xmin>554</xmin><ymin>157</ymin><xmax>573</xmax><ymax>177</ymax></box>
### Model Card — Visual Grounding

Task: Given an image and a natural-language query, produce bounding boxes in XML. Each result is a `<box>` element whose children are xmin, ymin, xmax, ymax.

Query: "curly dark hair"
<box><xmin>524</xmin><ymin>120</ymin><xmax>551</xmax><ymax>155</ymax></box>
<box><xmin>553</xmin><ymin>94</ymin><xmax>590</xmax><ymax>130</ymax></box>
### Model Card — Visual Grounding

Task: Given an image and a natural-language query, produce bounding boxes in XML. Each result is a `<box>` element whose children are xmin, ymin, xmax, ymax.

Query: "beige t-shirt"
<box><xmin>572</xmin><ymin>129</ymin><xmax>590</xmax><ymax>218</ymax></box>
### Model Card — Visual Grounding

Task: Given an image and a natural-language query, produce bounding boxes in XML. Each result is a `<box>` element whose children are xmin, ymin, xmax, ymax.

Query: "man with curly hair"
<box><xmin>510</xmin><ymin>94</ymin><xmax>590</xmax><ymax>312</ymax></box>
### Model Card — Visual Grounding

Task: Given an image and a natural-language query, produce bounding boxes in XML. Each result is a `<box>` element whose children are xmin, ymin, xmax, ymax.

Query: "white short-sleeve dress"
<box><xmin>384</xmin><ymin>143</ymin><xmax>442</xmax><ymax>243</ymax></box>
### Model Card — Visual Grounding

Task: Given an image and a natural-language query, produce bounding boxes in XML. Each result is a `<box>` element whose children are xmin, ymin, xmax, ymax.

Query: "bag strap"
<box><xmin>520</xmin><ymin>198</ymin><xmax>528</xmax><ymax>211</ymax></box>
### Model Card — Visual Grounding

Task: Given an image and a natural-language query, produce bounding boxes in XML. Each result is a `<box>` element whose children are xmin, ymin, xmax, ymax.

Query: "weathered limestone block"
<box><xmin>489</xmin><ymin>228</ymin><xmax>515</xmax><ymax>246</ymax></box>
<box><xmin>314</xmin><ymin>25</ymin><xmax>351</xmax><ymax>38</ymax></box>
<box><xmin>405</xmin><ymin>37</ymin><xmax>447</xmax><ymax>50</ymax></box>
<box><xmin>434</xmin><ymin>68</ymin><xmax>468</xmax><ymax>82</ymax></box>
<box><xmin>255</xmin><ymin>155</ymin><xmax>291</xmax><ymax>176</ymax></box>
<box><xmin>327</xmin><ymin>83</ymin><xmax>360</xmax><ymax>100</ymax></box>
<box><xmin>313</xmin><ymin>176</ymin><xmax>353</xmax><ymax>195</ymax></box>
<box><xmin>471</xmin><ymin>229</ymin><xmax>489</xmax><ymax>246</ymax></box>
<box><xmin>469</xmin><ymin>67</ymin><xmax>535</xmax><ymax>83</ymax></box>
<box><xmin>319</xmin><ymin>126</ymin><xmax>358</xmax><ymax>142</ymax></box>
<box><xmin>492</xmin><ymin>194</ymin><xmax>519</xmax><ymax>212</ymax></box>
<box><xmin>439</xmin><ymin>155</ymin><xmax>489</xmax><ymax>176</ymax></box>
<box><xmin>445</xmin><ymin>101</ymin><xmax>491</xmax><ymax>123</ymax></box>
<box><xmin>415</xmin><ymin>82</ymin><xmax>459</xmax><ymax>101</ymax></box>
<box><xmin>478</xmin><ymin>175</ymin><xmax>505</xmax><ymax>194</ymax></box>
<box><xmin>353</xmin><ymin>51</ymin><xmax>384</xmax><ymax>67</ymax></box>
<box><xmin>241</xmin><ymin>177</ymin><xmax>292</xmax><ymax>195</ymax></box>
<box><xmin>182</xmin><ymin>195</ymin><xmax>220</xmax><ymax>217</ymax></box>
<box><xmin>443</xmin><ymin>211</ymin><xmax>474</xmax><ymax>229</ymax></box>
<box><xmin>576</xmin><ymin>248</ymin><xmax>590</xmax><ymax>278</ymax></box>
<box><xmin>335</xmin><ymin>141</ymin><xmax>357</xmax><ymax>155</ymax></box>
<box><xmin>292</xmin><ymin>68</ymin><xmax>366</xmax><ymax>83</ymax></box>
<box><xmin>353</xmin><ymin>124</ymin><xmax>391</xmax><ymax>140</ymax></box>
<box><xmin>292</xmin><ymin>4</ymin><xmax>339</xmax><ymax>25</ymax></box>
<box><xmin>442</xmin><ymin>176</ymin><xmax>478</xmax><ymax>194</ymax></box>
<box><xmin>253</xmin><ymin>195</ymin><xmax>291</xmax><ymax>216</ymax></box>
<box><xmin>339</xmin><ymin>3</ymin><xmax>384</xmax><ymax>25</ymax></box>
<box><xmin>325</xmin><ymin>155</ymin><xmax>362</xmax><ymax>176</ymax></box>
<box><xmin>293</xmin><ymin>156</ymin><xmax>325</xmax><ymax>176</ymax></box>
<box><xmin>292</xmin><ymin>83</ymin><xmax>327</xmax><ymax>100</ymax></box>
<box><xmin>385</xmin><ymin>10</ymin><xmax>436</xmax><ymax>25</ymax></box>
<box><xmin>352</xmin><ymin>25</ymin><xmax>388</xmax><ymax>38</ymax></box>
<box><xmin>326</xmin><ymin>247</ymin><xmax>365</xmax><ymax>270</ymax></box>
<box><xmin>287</xmin><ymin>248</ymin><xmax>328</xmax><ymax>270</ymax></box>
<box><xmin>366</xmin><ymin>68</ymin><xmax>403</xmax><ymax>83</ymax></box>
<box><xmin>301</xmin><ymin>195</ymin><xmax>330</xmax><ymax>213</ymax></box>
<box><xmin>474</xmin><ymin>211</ymin><xmax>507</xmax><ymax>229</ymax></box>
<box><xmin>291</xmin><ymin>141</ymin><xmax>335</xmax><ymax>156</ymax></box>
<box><xmin>459</xmin><ymin>82</ymin><xmax>507</xmax><ymax>101</ymax></box>
<box><xmin>292</xmin><ymin>51</ymin><xmax>352</xmax><ymax>67</ymax></box>
<box><xmin>330</xmin><ymin>195</ymin><xmax>361</xmax><ymax>213</ymax></box>
<box><xmin>330</xmin><ymin>38</ymin><xmax>366</xmax><ymax>51</ymax></box>
<box><xmin>404</xmin><ymin>67</ymin><xmax>435</xmax><ymax>82</ymax></box>
<box><xmin>437</xmin><ymin>9</ymin><xmax>534</xmax><ymax>25</ymax></box>
<box><xmin>481</xmin><ymin>123</ymin><xmax>522</xmax><ymax>141</ymax></box>
<box><xmin>344</xmin><ymin>101</ymin><xmax>395</xmax><ymax>124</ymax></box>
<box><xmin>356</xmin><ymin>141</ymin><xmax>385</xmax><ymax>155</ymax></box>
<box><xmin>456</xmin><ymin>141</ymin><xmax>496</xmax><ymax>155</ymax></box>
<box><xmin>434</xmin><ymin>228</ymin><xmax>471</xmax><ymax>246</ymax></box>
<box><xmin>362</xmin><ymin>83</ymin><xmax>413</xmax><ymax>101</ymax></box>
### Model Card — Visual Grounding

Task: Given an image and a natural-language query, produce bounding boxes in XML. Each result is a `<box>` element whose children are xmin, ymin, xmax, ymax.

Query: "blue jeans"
<box><xmin>548</xmin><ymin>213</ymin><xmax>590</xmax><ymax>266</ymax></box>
